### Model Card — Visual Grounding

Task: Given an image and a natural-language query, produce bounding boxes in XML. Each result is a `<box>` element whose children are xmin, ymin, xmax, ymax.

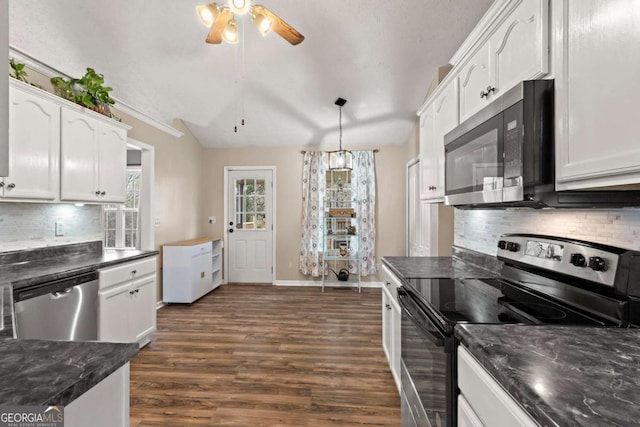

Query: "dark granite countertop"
<box><xmin>382</xmin><ymin>252</ymin><xmax>498</xmax><ymax>281</ymax></box>
<box><xmin>456</xmin><ymin>324</ymin><xmax>640</xmax><ymax>427</ymax></box>
<box><xmin>0</xmin><ymin>242</ymin><xmax>158</xmax><ymax>290</ymax></box>
<box><xmin>0</xmin><ymin>339</ymin><xmax>139</xmax><ymax>406</ymax></box>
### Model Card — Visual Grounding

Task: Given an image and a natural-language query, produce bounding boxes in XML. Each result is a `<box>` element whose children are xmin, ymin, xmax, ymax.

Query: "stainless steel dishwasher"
<box><xmin>14</xmin><ymin>271</ymin><xmax>99</xmax><ymax>341</ymax></box>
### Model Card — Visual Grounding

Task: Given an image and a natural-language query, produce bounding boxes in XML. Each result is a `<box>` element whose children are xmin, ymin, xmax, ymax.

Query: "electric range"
<box><xmin>399</xmin><ymin>234</ymin><xmax>640</xmax><ymax>427</ymax></box>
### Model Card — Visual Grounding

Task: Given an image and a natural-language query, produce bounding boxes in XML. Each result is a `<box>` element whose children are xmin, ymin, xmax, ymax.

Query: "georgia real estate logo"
<box><xmin>0</xmin><ymin>405</ymin><xmax>64</xmax><ymax>427</ymax></box>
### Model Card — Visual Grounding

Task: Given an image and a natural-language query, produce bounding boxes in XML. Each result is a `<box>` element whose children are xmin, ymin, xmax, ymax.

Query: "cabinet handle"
<box><xmin>480</xmin><ymin>90</ymin><xmax>488</xmax><ymax>99</ymax></box>
<box><xmin>131</xmin><ymin>270</ymin><xmax>137</xmax><ymax>275</ymax></box>
<box><xmin>0</xmin><ymin>182</ymin><xmax>4</xmax><ymax>188</ymax></box>
<box><xmin>95</xmin><ymin>191</ymin><xmax>101</xmax><ymax>196</ymax></box>
<box><xmin>129</xmin><ymin>290</ymin><xmax>135</xmax><ymax>295</ymax></box>
<box><xmin>100</xmin><ymin>191</ymin><xmax>106</xmax><ymax>196</ymax></box>
<box><xmin>385</xmin><ymin>281</ymin><xmax>391</xmax><ymax>287</ymax></box>
<box><xmin>486</xmin><ymin>85</ymin><xmax>496</xmax><ymax>95</ymax></box>
<box><xmin>6</xmin><ymin>183</ymin><xmax>15</xmax><ymax>190</ymax></box>
<box><xmin>385</xmin><ymin>304</ymin><xmax>391</xmax><ymax>310</ymax></box>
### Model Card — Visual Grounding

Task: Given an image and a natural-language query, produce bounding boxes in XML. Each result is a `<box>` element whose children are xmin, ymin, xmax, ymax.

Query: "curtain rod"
<box><xmin>300</xmin><ymin>149</ymin><xmax>380</xmax><ymax>154</ymax></box>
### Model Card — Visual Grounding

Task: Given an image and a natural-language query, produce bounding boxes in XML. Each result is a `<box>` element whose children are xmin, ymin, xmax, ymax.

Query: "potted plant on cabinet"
<box><xmin>50</xmin><ymin>67</ymin><xmax>116</xmax><ymax>118</ymax></box>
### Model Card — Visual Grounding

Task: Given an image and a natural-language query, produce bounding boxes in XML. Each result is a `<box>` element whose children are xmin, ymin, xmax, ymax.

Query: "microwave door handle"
<box><xmin>398</xmin><ymin>290</ymin><xmax>445</xmax><ymax>347</ymax></box>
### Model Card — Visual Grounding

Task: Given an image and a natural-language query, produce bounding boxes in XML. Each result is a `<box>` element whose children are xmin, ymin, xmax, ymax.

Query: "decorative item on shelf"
<box><xmin>327</xmin><ymin>228</ymin><xmax>333</xmax><ymax>235</ymax></box>
<box><xmin>9</xmin><ymin>59</ymin><xmax>43</xmax><ymax>89</ymax></box>
<box><xmin>327</xmin><ymin>97</ymin><xmax>353</xmax><ymax>171</ymax></box>
<box><xmin>339</xmin><ymin>242</ymin><xmax>348</xmax><ymax>257</ymax></box>
<box><xmin>329</xmin><ymin>268</ymin><xmax>350</xmax><ymax>282</ymax></box>
<box><xmin>327</xmin><ymin>249</ymin><xmax>339</xmax><ymax>257</ymax></box>
<box><xmin>50</xmin><ymin>67</ymin><xmax>116</xmax><ymax>118</ymax></box>
<box><xmin>347</xmin><ymin>225</ymin><xmax>356</xmax><ymax>235</ymax></box>
<box><xmin>329</xmin><ymin>208</ymin><xmax>356</xmax><ymax>218</ymax></box>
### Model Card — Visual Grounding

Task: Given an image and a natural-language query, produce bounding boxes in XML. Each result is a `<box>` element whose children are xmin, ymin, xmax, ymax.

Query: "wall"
<box><xmin>0</xmin><ymin>203</ymin><xmax>102</xmax><ymax>251</ymax></box>
<box><xmin>455</xmin><ymin>209</ymin><xmax>640</xmax><ymax>255</ymax></box>
<box><xmin>200</xmin><ymin>145</ymin><xmax>407</xmax><ymax>282</ymax></box>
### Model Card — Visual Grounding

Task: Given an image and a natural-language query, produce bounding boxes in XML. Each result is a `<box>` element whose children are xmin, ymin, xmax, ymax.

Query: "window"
<box><xmin>104</xmin><ymin>168</ymin><xmax>142</xmax><ymax>249</ymax></box>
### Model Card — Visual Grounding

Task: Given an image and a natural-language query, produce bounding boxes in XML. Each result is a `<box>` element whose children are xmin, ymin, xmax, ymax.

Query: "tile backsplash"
<box><xmin>455</xmin><ymin>209</ymin><xmax>640</xmax><ymax>255</ymax></box>
<box><xmin>0</xmin><ymin>203</ymin><xmax>103</xmax><ymax>252</ymax></box>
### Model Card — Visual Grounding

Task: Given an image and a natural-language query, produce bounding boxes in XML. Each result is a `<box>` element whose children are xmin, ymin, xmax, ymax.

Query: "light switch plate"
<box><xmin>55</xmin><ymin>221</ymin><xmax>64</xmax><ymax>236</ymax></box>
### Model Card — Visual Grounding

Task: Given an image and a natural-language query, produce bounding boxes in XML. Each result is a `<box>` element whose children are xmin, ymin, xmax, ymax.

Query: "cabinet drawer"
<box><xmin>99</xmin><ymin>256</ymin><xmax>157</xmax><ymax>290</ymax></box>
<box><xmin>458</xmin><ymin>346</ymin><xmax>538</xmax><ymax>427</ymax></box>
<box><xmin>190</xmin><ymin>242</ymin><xmax>212</xmax><ymax>257</ymax></box>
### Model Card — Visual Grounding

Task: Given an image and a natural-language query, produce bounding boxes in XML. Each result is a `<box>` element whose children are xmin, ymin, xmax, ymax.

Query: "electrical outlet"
<box><xmin>55</xmin><ymin>221</ymin><xmax>64</xmax><ymax>236</ymax></box>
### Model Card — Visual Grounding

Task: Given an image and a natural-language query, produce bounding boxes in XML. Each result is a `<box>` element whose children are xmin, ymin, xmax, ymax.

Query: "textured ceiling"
<box><xmin>9</xmin><ymin>0</ymin><xmax>494</xmax><ymax>148</ymax></box>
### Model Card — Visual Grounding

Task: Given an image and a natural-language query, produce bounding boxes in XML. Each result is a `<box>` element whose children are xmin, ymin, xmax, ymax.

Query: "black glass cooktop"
<box><xmin>404</xmin><ymin>276</ymin><xmax>620</xmax><ymax>333</ymax></box>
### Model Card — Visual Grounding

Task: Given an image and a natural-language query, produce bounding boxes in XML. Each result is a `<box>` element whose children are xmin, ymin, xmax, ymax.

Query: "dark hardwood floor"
<box><xmin>130</xmin><ymin>284</ymin><xmax>400</xmax><ymax>426</ymax></box>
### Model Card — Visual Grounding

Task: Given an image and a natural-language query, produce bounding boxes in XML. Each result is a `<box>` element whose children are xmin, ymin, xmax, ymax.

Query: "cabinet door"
<box><xmin>490</xmin><ymin>0</ymin><xmax>549</xmax><ymax>97</ymax></box>
<box><xmin>382</xmin><ymin>289</ymin><xmax>392</xmax><ymax>363</ymax></box>
<box><xmin>60</xmin><ymin>108</ymin><xmax>99</xmax><ymax>201</ymax></box>
<box><xmin>4</xmin><ymin>86</ymin><xmax>60</xmax><ymax>200</ymax></box>
<box><xmin>555</xmin><ymin>0</ymin><xmax>640</xmax><ymax>189</ymax></box>
<box><xmin>192</xmin><ymin>252</ymin><xmax>213</xmax><ymax>300</ymax></box>
<box><xmin>419</xmin><ymin>106</ymin><xmax>436</xmax><ymax>199</ymax></box>
<box><xmin>458</xmin><ymin>396</ymin><xmax>485</xmax><ymax>427</ymax></box>
<box><xmin>0</xmin><ymin>0</ymin><xmax>8</xmax><ymax>177</ymax></box>
<box><xmin>98</xmin><ymin>122</ymin><xmax>127</xmax><ymax>203</ymax></box>
<box><xmin>98</xmin><ymin>283</ymin><xmax>133</xmax><ymax>343</ymax></box>
<box><xmin>433</xmin><ymin>81</ymin><xmax>459</xmax><ymax>198</ymax></box>
<box><xmin>458</xmin><ymin>43</ymin><xmax>491</xmax><ymax>123</ymax></box>
<box><xmin>131</xmin><ymin>275</ymin><xmax>156</xmax><ymax>343</ymax></box>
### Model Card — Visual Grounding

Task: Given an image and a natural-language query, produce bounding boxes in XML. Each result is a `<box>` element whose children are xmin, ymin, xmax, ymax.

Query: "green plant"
<box><xmin>50</xmin><ymin>76</ymin><xmax>77</xmax><ymax>102</ymax></box>
<box><xmin>76</xmin><ymin>67</ymin><xmax>115</xmax><ymax>108</ymax></box>
<box><xmin>9</xmin><ymin>59</ymin><xmax>29</xmax><ymax>83</ymax></box>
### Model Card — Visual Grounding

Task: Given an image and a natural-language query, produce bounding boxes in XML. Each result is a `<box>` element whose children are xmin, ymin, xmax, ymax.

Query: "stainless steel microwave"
<box><xmin>444</xmin><ymin>79</ymin><xmax>554</xmax><ymax>207</ymax></box>
<box><xmin>444</xmin><ymin>80</ymin><xmax>640</xmax><ymax>208</ymax></box>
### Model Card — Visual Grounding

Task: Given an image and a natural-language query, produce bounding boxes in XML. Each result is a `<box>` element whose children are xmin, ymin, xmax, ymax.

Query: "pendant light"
<box><xmin>328</xmin><ymin>97</ymin><xmax>353</xmax><ymax>171</ymax></box>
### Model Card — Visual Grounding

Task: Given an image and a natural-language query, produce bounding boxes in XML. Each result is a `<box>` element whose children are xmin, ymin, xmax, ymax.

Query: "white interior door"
<box><xmin>227</xmin><ymin>169</ymin><xmax>274</xmax><ymax>283</ymax></box>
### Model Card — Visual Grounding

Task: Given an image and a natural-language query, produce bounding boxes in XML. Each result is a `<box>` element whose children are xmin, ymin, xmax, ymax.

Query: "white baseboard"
<box><xmin>155</xmin><ymin>301</ymin><xmax>165</xmax><ymax>311</ymax></box>
<box><xmin>274</xmin><ymin>280</ymin><xmax>383</xmax><ymax>288</ymax></box>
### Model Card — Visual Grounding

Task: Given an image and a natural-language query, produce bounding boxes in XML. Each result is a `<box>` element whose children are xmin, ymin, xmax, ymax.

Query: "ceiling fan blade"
<box><xmin>206</xmin><ymin>8</ymin><xmax>233</xmax><ymax>44</ymax></box>
<box><xmin>252</xmin><ymin>5</ymin><xmax>305</xmax><ymax>45</ymax></box>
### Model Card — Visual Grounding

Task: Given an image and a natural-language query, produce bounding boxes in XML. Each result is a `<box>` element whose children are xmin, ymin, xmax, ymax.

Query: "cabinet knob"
<box><xmin>95</xmin><ymin>191</ymin><xmax>101</xmax><ymax>196</ymax></box>
<box><xmin>135</xmin><ymin>289</ymin><xmax>140</xmax><ymax>293</ymax></box>
<box><xmin>131</xmin><ymin>270</ymin><xmax>137</xmax><ymax>275</ymax></box>
<box><xmin>0</xmin><ymin>182</ymin><xmax>4</xmax><ymax>188</ymax></box>
<box><xmin>480</xmin><ymin>90</ymin><xmax>488</xmax><ymax>99</ymax></box>
<box><xmin>129</xmin><ymin>290</ymin><xmax>135</xmax><ymax>295</ymax></box>
<box><xmin>6</xmin><ymin>183</ymin><xmax>15</xmax><ymax>190</ymax></box>
<box><xmin>486</xmin><ymin>85</ymin><xmax>496</xmax><ymax>95</ymax></box>
<box><xmin>100</xmin><ymin>191</ymin><xmax>106</xmax><ymax>196</ymax></box>
<box><xmin>385</xmin><ymin>304</ymin><xmax>391</xmax><ymax>310</ymax></box>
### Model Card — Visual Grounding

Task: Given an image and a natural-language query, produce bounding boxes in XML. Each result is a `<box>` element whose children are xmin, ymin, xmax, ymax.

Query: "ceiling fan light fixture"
<box><xmin>197</xmin><ymin>3</ymin><xmax>221</xmax><ymax>27</ymax></box>
<box><xmin>252</xmin><ymin>13</ymin><xmax>273</xmax><ymax>36</ymax></box>
<box><xmin>229</xmin><ymin>0</ymin><xmax>251</xmax><ymax>15</ymax></box>
<box><xmin>222</xmin><ymin>18</ymin><xmax>239</xmax><ymax>44</ymax></box>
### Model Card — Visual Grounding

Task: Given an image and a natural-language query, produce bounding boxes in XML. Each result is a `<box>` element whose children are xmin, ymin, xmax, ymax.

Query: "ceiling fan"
<box><xmin>197</xmin><ymin>0</ymin><xmax>305</xmax><ymax>46</ymax></box>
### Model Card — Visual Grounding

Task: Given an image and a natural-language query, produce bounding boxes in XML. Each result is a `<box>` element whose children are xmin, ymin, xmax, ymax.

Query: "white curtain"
<box><xmin>299</xmin><ymin>151</ymin><xmax>326</xmax><ymax>276</ymax></box>
<box><xmin>351</xmin><ymin>150</ymin><xmax>377</xmax><ymax>276</ymax></box>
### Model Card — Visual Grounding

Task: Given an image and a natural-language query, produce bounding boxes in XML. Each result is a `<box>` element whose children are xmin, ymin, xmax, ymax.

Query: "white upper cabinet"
<box><xmin>0</xmin><ymin>0</ymin><xmax>8</xmax><ymax>177</ymax></box>
<box><xmin>489</xmin><ymin>0</ymin><xmax>549</xmax><ymax>98</ymax></box>
<box><xmin>419</xmin><ymin>105</ymin><xmax>436</xmax><ymax>200</ymax></box>
<box><xmin>459</xmin><ymin>43</ymin><xmax>491</xmax><ymax>123</ymax></box>
<box><xmin>554</xmin><ymin>0</ymin><xmax>640</xmax><ymax>189</ymax></box>
<box><xmin>3</xmin><ymin>83</ymin><xmax>60</xmax><ymax>200</ymax></box>
<box><xmin>98</xmin><ymin>122</ymin><xmax>127</xmax><ymax>203</ymax></box>
<box><xmin>458</xmin><ymin>0</ymin><xmax>549</xmax><ymax>123</ymax></box>
<box><xmin>60</xmin><ymin>107</ymin><xmax>127</xmax><ymax>203</ymax></box>
<box><xmin>420</xmin><ymin>78</ymin><xmax>458</xmax><ymax>201</ymax></box>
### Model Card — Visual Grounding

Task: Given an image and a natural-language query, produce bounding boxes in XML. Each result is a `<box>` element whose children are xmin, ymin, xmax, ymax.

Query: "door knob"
<box><xmin>229</xmin><ymin>228</ymin><xmax>234</xmax><ymax>233</ymax></box>
<box><xmin>229</xmin><ymin>221</ymin><xmax>234</xmax><ymax>226</ymax></box>
<box><xmin>6</xmin><ymin>183</ymin><xmax>15</xmax><ymax>190</ymax></box>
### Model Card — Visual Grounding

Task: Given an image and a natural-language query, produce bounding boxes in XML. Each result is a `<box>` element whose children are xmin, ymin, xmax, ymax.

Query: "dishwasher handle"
<box><xmin>14</xmin><ymin>271</ymin><xmax>98</xmax><ymax>302</ymax></box>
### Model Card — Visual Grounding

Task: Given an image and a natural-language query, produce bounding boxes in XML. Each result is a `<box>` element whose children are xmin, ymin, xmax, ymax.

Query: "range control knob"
<box><xmin>588</xmin><ymin>256</ymin><xmax>606</xmax><ymax>272</ymax></box>
<box><xmin>506</xmin><ymin>242</ymin><xmax>520</xmax><ymax>252</ymax></box>
<box><xmin>497</xmin><ymin>240</ymin><xmax>507</xmax><ymax>250</ymax></box>
<box><xmin>569</xmin><ymin>253</ymin><xmax>586</xmax><ymax>267</ymax></box>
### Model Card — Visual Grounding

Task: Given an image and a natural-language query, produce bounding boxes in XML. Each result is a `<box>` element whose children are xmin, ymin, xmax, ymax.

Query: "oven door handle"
<box><xmin>398</xmin><ymin>289</ymin><xmax>445</xmax><ymax>347</ymax></box>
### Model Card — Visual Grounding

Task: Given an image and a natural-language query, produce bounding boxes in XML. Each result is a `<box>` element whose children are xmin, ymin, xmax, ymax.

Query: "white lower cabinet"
<box><xmin>162</xmin><ymin>239</ymin><xmax>222</xmax><ymax>303</ymax></box>
<box><xmin>457</xmin><ymin>345</ymin><xmax>539</xmax><ymax>427</ymax></box>
<box><xmin>381</xmin><ymin>265</ymin><xmax>401</xmax><ymax>393</ymax></box>
<box><xmin>98</xmin><ymin>257</ymin><xmax>157</xmax><ymax>346</ymax></box>
<box><xmin>65</xmin><ymin>364</ymin><xmax>130</xmax><ymax>427</ymax></box>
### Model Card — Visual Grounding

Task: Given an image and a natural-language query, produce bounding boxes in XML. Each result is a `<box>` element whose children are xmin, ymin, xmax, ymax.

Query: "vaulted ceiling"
<box><xmin>9</xmin><ymin>0</ymin><xmax>493</xmax><ymax>148</ymax></box>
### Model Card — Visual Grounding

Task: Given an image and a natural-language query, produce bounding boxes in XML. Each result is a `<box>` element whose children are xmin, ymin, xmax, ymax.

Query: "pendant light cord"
<box><xmin>339</xmin><ymin>106</ymin><xmax>343</xmax><ymax>151</ymax></box>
